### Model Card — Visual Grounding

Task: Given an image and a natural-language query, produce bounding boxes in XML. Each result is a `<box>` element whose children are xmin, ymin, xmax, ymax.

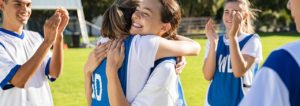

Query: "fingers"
<box><xmin>175</xmin><ymin>56</ymin><xmax>187</xmax><ymax>74</ymax></box>
<box><xmin>95</xmin><ymin>43</ymin><xmax>109</xmax><ymax>53</ymax></box>
<box><xmin>57</xmin><ymin>7</ymin><xmax>69</xmax><ymax>25</ymax></box>
<box><xmin>116</xmin><ymin>39</ymin><xmax>123</xmax><ymax>53</ymax></box>
<box><xmin>120</xmin><ymin>43</ymin><xmax>125</xmax><ymax>55</ymax></box>
<box><xmin>110</xmin><ymin>40</ymin><xmax>118</xmax><ymax>51</ymax></box>
<box><xmin>175</xmin><ymin>61</ymin><xmax>186</xmax><ymax>74</ymax></box>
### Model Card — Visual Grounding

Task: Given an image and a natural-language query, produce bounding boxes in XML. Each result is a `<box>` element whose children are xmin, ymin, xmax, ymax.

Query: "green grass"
<box><xmin>51</xmin><ymin>33</ymin><xmax>300</xmax><ymax>106</ymax></box>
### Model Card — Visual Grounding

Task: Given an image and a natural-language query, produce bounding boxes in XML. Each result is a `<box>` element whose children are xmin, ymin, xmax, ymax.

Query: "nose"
<box><xmin>19</xmin><ymin>4</ymin><xmax>30</xmax><ymax>14</ymax></box>
<box><xmin>287</xmin><ymin>0</ymin><xmax>291</xmax><ymax>10</ymax></box>
<box><xmin>132</xmin><ymin>10</ymin><xmax>140</xmax><ymax>21</ymax></box>
<box><xmin>229</xmin><ymin>11</ymin><xmax>233</xmax><ymax>19</ymax></box>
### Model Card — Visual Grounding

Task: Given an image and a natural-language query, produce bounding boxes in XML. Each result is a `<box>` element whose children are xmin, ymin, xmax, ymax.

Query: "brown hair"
<box><xmin>225</xmin><ymin>0</ymin><xmax>259</xmax><ymax>34</ymax></box>
<box><xmin>101</xmin><ymin>0</ymin><xmax>139</xmax><ymax>39</ymax></box>
<box><xmin>158</xmin><ymin>0</ymin><xmax>181</xmax><ymax>40</ymax></box>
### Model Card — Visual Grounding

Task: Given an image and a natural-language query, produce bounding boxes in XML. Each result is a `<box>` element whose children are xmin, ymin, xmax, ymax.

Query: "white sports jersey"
<box><xmin>126</xmin><ymin>35</ymin><xmax>160</xmax><ymax>102</ymax></box>
<box><xmin>98</xmin><ymin>35</ymin><xmax>174</xmax><ymax>104</ymax></box>
<box><xmin>240</xmin><ymin>41</ymin><xmax>300</xmax><ymax>106</ymax></box>
<box><xmin>0</xmin><ymin>28</ymin><xmax>53</xmax><ymax>106</ymax></box>
<box><xmin>132</xmin><ymin>58</ymin><xmax>185</xmax><ymax>106</ymax></box>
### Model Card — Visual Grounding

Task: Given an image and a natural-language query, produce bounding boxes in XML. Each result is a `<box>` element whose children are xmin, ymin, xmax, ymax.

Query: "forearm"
<box><xmin>176</xmin><ymin>35</ymin><xmax>201</xmax><ymax>55</ymax></box>
<box><xmin>156</xmin><ymin>37</ymin><xmax>200</xmax><ymax>60</ymax></box>
<box><xmin>229</xmin><ymin>36</ymin><xmax>247</xmax><ymax>77</ymax></box>
<box><xmin>49</xmin><ymin>35</ymin><xmax>64</xmax><ymax>78</ymax></box>
<box><xmin>107</xmin><ymin>66</ymin><xmax>130</xmax><ymax>106</ymax></box>
<box><xmin>84</xmin><ymin>73</ymin><xmax>92</xmax><ymax>106</ymax></box>
<box><xmin>203</xmin><ymin>42</ymin><xmax>217</xmax><ymax>81</ymax></box>
<box><xmin>10</xmin><ymin>40</ymin><xmax>53</xmax><ymax>88</ymax></box>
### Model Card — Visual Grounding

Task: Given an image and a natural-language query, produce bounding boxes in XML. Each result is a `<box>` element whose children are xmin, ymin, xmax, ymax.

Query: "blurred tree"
<box><xmin>179</xmin><ymin>0</ymin><xmax>223</xmax><ymax>17</ymax></box>
<box><xmin>79</xmin><ymin>0</ymin><xmax>293</xmax><ymax>32</ymax></box>
<box><xmin>81</xmin><ymin>0</ymin><xmax>114</xmax><ymax>22</ymax></box>
<box><xmin>252</xmin><ymin>0</ymin><xmax>292</xmax><ymax>32</ymax></box>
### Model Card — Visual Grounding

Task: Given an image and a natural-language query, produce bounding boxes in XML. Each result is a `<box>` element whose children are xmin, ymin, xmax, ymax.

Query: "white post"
<box><xmin>77</xmin><ymin>8</ymin><xmax>90</xmax><ymax>45</ymax></box>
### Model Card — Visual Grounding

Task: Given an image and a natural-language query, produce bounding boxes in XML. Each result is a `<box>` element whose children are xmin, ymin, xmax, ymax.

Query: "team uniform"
<box><xmin>91</xmin><ymin>35</ymin><xmax>185</xmax><ymax>106</ymax></box>
<box><xmin>0</xmin><ymin>28</ymin><xmax>54</xmax><ymax>106</ymax></box>
<box><xmin>204</xmin><ymin>33</ymin><xmax>263</xmax><ymax>106</ymax></box>
<box><xmin>240</xmin><ymin>41</ymin><xmax>300</xmax><ymax>106</ymax></box>
<box><xmin>132</xmin><ymin>57</ymin><xmax>186</xmax><ymax>106</ymax></box>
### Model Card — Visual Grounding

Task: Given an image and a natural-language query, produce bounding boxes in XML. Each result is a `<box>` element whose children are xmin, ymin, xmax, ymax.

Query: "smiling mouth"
<box><xmin>132</xmin><ymin>23</ymin><xmax>142</xmax><ymax>28</ymax></box>
<box><xmin>226</xmin><ymin>21</ymin><xmax>232</xmax><ymax>23</ymax></box>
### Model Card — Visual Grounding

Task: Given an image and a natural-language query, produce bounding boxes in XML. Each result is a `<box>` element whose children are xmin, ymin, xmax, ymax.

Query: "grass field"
<box><xmin>51</xmin><ymin>32</ymin><xmax>300</xmax><ymax>106</ymax></box>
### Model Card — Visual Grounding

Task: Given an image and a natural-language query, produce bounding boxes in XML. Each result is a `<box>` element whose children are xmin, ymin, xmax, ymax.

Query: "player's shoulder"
<box><xmin>23</xmin><ymin>30</ymin><xmax>41</xmax><ymax>36</ymax></box>
<box><xmin>153</xmin><ymin>58</ymin><xmax>176</xmax><ymax>73</ymax></box>
<box><xmin>279</xmin><ymin>41</ymin><xmax>300</xmax><ymax>66</ymax></box>
<box><xmin>263</xmin><ymin>41</ymin><xmax>300</xmax><ymax>70</ymax></box>
<box><xmin>23</xmin><ymin>30</ymin><xmax>44</xmax><ymax>40</ymax></box>
<box><xmin>132</xmin><ymin>34</ymin><xmax>160</xmax><ymax>47</ymax></box>
<box><xmin>133</xmin><ymin>34</ymin><xmax>159</xmax><ymax>41</ymax></box>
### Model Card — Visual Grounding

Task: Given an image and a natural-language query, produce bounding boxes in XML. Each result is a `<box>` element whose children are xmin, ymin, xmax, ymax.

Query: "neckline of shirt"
<box><xmin>0</xmin><ymin>28</ymin><xmax>25</xmax><ymax>39</ymax></box>
<box><xmin>222</xmin><ymin>33</ymin><xmax>253</xmax><ymax>45</ymax></box>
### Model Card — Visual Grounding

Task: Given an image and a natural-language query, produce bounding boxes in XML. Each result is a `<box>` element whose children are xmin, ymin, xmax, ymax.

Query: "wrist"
<box><xmin>54</xmin><ymin>36</ymin><xmax>63</xmax><ymax>44</ymax></box>
<box><xmin>43</xmin><ymin>39</ymin><xmax>54</xmax><ymax>46</ymax></box>
<box><xmin>106</xmin><ymin>64</ymin><xmax>118</xmax><ymax>73</ymax></box>
<box><xmin>209</xmin><ymin>42</ymin><xmax>217</xmax><ymax>51</ymax></box>
<box><xmin>106</xmin><ymin>66</ymin><xmax>119</xmax><ymax>78</ymax></box>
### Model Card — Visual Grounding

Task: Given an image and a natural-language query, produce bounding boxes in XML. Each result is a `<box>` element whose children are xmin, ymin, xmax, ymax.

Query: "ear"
<box><xmin>159</xmin><ymin>23</ymin><xmax>171</xmax><ymax>35</ymax></box>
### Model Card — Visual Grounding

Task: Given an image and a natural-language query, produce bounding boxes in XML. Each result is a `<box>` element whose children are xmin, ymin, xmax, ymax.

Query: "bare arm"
<box><xmin>228</xmin><ymin>11</ymin><xmax>255</xmax><ymax>78</ymax></box>
<box><xmin>202</xmin><ymin>19</ymin><xmax>218</xmax><ymax>81</ymax></box>
<box><xmin>49</xmin><ymin>8</ymin><xmax>69</xmax><ymax>78</ymax></box>
<box><xmin>155</xmin><ymin>35</ymin><xmax>200</xmax><ymax>60</ymax></box>
<box><xmin>203</xmin><ymin>42</ymin><xmax>217</xmax><ymax>81</ymax></box>
<box><xmin>106</xmin><ymin>40</ymin><xmax>130</xmax><ymax>106</ymax></box>
<box><xmin>10</xmin><ymin>11</ymin><xmax>62</xmax><ymax>88</ymax></box>
<box><xmin>84</xmin><ymin>72</ymin><xmax>92</xmax><ymax>106</ymax></box>
<box><xmin>83</xmin><ymin>43</ymin><xmax>108</xmax><ymax>105</ymax></box>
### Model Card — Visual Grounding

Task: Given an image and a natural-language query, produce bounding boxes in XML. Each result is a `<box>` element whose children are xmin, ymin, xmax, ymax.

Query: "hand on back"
<box><xmin>107</xmin><ymin>39</ymin><xmax>125</xmax><ymax>73</ymax></box>
<box><xmin>84</xmin><ymin>43</ymin><xmax>109</xmax><ymax>75</ymax></box>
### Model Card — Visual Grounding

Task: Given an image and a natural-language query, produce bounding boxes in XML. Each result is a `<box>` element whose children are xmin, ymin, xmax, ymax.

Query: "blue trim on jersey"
<box><xmin>149</xmin><ymin>57</ymin><xmax>186</xmax><ymax>106</ymax></box>
<box><xmin>91</xmin><ymin>35</ymin><xmax>134</xmax><ymax>106</ymax></box>
<box><xmin>45</xmin><ymin>58</ymin><xmax>56</xmax><ymax>82</ymax></box>
<box><xmin>263</xmin><ymin>49</ymin><xmax>300</xmax><ymax>106</ymax></box>
<box><xmin>207</xmin><ymin>34</ymin><xmax>255</xmax><ymax>106</ymax></box>
<box><xmin>0</xmin><ymin>65</ymin><xmax>21</xmax><ymax>89</ymax></box>
<box><xmin>0</xmin><ymin>42</ymin><xmax>6</xmax><ymax>49</ymax></box>
<box><xmin>150</xmin><ymin>57</ymin><xmax>176</xmax><ymax>73</ymax></box>
<box><xmin>0</xmin><ymin>28</ymin><xmax>24</xmax><ymax>39</ymax></box>
<box><xmin>2</xmin><ymin>84</ymin><xmax>14</xmax><ymax>90</ymax></box>
<box><xmin>177</xmin><ymin>79</ymin><xmax>186</xmax><ymax>106</ymax></box>
<box><xmin>119</xmin><ymin>36</ymin><xmax>134</xmax><ymax>95</ymax></box>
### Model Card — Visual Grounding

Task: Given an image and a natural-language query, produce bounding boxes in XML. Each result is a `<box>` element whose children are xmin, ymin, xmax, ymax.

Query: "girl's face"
<box><xmin>287</xmin><ymin>0</ymin><xmax>300</xmax><ymax>32</ymax></box>
<box><xmin>130</xmin><ymin>0</ymin><xmax>166</xmax><ymax>36</ymax></box>
<box><xmin>223</xmin><ymin>2</ymin><xmax>245</xmax><ymax>31</ymax></box>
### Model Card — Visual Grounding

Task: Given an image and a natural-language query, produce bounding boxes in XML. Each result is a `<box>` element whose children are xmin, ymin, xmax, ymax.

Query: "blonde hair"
<box><xmin>225</xmin><ymin>0</ymin><xmax>259</xmax><ymax>34</ymax></box>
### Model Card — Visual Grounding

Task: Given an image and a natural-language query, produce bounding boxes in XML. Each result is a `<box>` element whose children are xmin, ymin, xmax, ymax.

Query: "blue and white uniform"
<box><xmin>204</xmin><ymin>33</ymin><xmax>263</xmax><ymax>106</ymax></box>
<box><xmin>0</xmin><ymin>28</ymin><xmax>54</xmax><ymax>106</ymax></box>
<box><xmin>132</xmin><ymin>57</ymin><xmax>186</xmax><ymax>106</ymax></box>
<box><xmin>91</xmin><ymin>35</ymin><xmax>185</xmax><ymax>106</ymax></box>
<box><xmin>240</xmin><ymin>41</ymin><xmax>300</xmax><ymax>106</ymax></box>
